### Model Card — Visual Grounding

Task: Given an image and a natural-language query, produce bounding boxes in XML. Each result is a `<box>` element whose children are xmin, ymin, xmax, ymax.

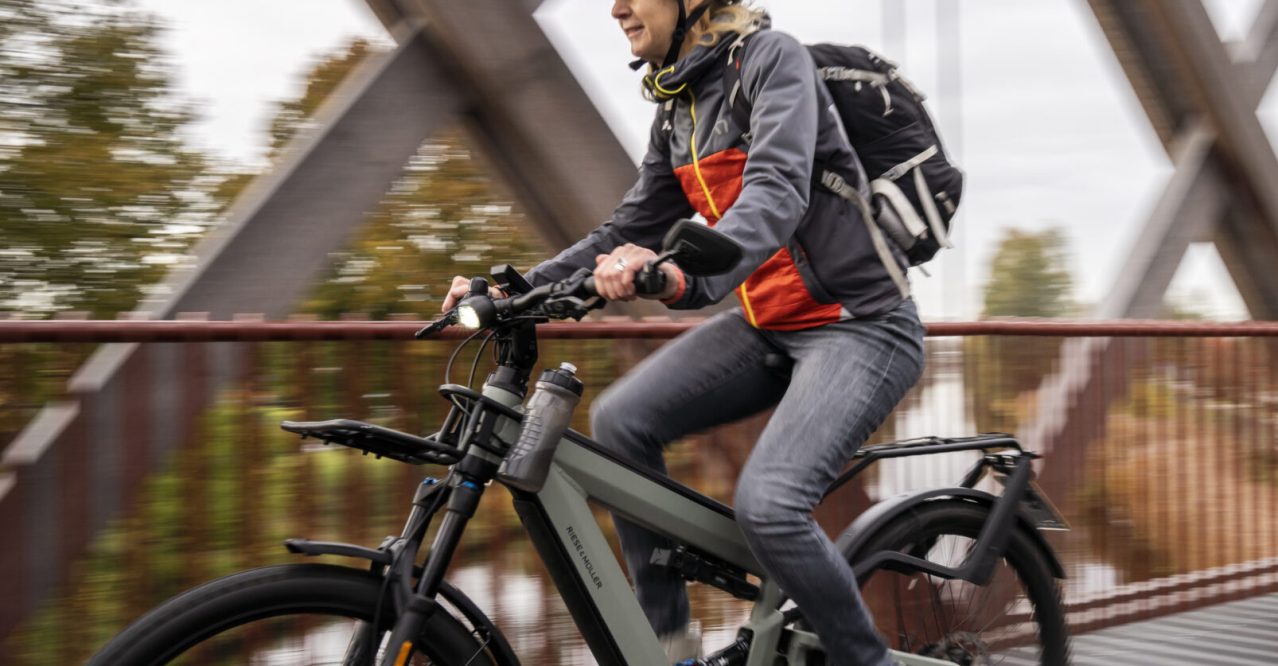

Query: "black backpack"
<box><xmin>724</xmin><ymin>38</ymin><xmax>963</xmax><ymax>271</ymax></box>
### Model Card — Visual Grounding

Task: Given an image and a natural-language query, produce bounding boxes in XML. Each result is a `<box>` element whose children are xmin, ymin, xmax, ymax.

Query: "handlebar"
<box><xmin>415</xmin><ymin>262</ymin><xmax>667</xmax><ymax>338</ymax></box>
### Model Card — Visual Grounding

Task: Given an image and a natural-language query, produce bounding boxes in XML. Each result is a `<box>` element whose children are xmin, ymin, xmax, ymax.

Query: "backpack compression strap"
<box><xmin>819</xmin><ymin>170</ymin><xmax>911</xmax><ymax>298</ymax></box>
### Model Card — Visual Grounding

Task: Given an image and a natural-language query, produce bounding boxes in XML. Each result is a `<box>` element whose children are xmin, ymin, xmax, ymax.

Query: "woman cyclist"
<box><xmin>445</xmin><ymin>1</ymin><xmax>923</xmax><ymax>663</ymax></box>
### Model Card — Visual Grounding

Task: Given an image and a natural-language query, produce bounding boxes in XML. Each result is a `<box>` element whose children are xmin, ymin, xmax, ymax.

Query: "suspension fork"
<box><xmin>339</xmin><ymin>476</ymin><xmax>449</xmax><ymax>666</ymax></box>
<box><xmin>376</xmin><ymin>475</ymin><xmax>488</xmax><ymax>666</ymax></box>
<box><xmin>377</xmin><ymin>390</ymin><xmax>515</xmax><ymax>665</ymax></box>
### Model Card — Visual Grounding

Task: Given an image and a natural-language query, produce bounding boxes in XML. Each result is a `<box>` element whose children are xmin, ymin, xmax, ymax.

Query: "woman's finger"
<box><xmin>441</xmin><ymin>275</ymin><xmax>470</xmax><ymax>311</ymax></box>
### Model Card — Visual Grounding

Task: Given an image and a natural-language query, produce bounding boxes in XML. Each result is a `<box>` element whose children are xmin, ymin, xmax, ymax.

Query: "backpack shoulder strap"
<box><xmin>721</xmin><ymin>33</ymin><xmax>754</xmax><ymax>136</ymax></box>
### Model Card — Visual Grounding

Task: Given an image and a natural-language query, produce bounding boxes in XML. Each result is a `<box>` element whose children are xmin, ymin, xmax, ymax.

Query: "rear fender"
<box><xmin>835</xmin><ymin>488</ymin><xmax>1066</xmax><ymax>580</ymax></box>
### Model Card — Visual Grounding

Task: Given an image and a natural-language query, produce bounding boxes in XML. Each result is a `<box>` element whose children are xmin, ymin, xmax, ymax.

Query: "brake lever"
<box><xmin>537</xmin><ymin>295</ymin><xmax>598</xmax><ymax>321</ymax></box>
<box><xmin>415</xmin><ymin>310</ymin><xmax>457</xmax><ymax>339</ymax></box>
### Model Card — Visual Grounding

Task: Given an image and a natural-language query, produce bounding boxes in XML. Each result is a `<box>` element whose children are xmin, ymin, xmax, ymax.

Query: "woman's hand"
<box><xmin>593</xmin><ymin>244</ymin><xmax>681</xmax><ymax>302</ymax></box>
<box><xmin>441</xmin><ymin>276</ymin><xmax>504</xmax><ymax>312</ymax></box>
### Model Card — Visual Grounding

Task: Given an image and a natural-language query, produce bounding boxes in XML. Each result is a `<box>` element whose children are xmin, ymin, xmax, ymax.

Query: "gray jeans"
<box><xmin>590</xmin><ymin>299</ymin><xmax>925</xmax><ymax>666</ymax></box>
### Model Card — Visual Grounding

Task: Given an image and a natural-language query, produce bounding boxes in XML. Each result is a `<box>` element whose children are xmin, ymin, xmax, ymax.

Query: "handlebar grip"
<box><xmin>634</xmin><ymin>264</ymin><xmax>667</xmax><ymax>296</ymax></box>
<box><xmin>582</xmin><ymin>265</ymin><xmax>667</xmax><ymax>299</ymax></box>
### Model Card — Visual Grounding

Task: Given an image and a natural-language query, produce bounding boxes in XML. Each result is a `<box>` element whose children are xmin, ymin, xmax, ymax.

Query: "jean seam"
<box><xmin>846</xmin><ymin>337</ymin><xmax>900</xmax><ymax>454</ymax></box>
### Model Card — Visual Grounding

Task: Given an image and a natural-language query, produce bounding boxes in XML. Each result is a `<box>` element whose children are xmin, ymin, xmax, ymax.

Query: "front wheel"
<box><xmin>849</xmin><ymin>500</ymin><xmax>1070</xmax><ymax>666</ymax></box>
<box><xmin>87</xmin><ymin>564</ymin><xmax>495</xmax><ymax>666</ymax></box>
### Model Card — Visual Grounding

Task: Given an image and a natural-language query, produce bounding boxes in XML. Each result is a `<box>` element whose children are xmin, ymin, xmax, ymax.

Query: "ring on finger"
<box><xmin>614</xmin><ymin>258</ymin><xmax>628</xmax><ymax>272</ymax></box>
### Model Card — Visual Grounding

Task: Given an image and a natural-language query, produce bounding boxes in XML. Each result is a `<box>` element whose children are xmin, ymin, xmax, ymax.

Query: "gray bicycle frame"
<box><xmin>481</xmin><ymin>383</ymin><xmax>954</xmax><ymax>666</ymax></box>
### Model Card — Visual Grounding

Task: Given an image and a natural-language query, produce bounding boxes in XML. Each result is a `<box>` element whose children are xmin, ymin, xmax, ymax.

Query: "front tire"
<box><xmin>848</xmin><ymin>500</ymin><xmax>1070</xmax><ymax>665</ymax></box>
<box><xmin>88</xmin><ymin>564</ymin><xmax>494</xmax><ymax>666</ymax></box>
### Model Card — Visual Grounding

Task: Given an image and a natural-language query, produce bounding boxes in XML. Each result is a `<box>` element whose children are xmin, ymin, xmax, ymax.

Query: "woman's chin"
<box><xmin>626</xmin><ymin>39</ymin><xmax>656</xmax><ymax>63</ymax></box>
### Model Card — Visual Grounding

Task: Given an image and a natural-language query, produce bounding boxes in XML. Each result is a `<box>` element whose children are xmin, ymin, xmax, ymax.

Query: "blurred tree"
<box><xmin>0</xmin><ymin>0</ymin><xmax>221</xmax><ymax>317</ymax></box>
<box><xmin>966</xmin><ymin>227</ymin><xmax>1076</xmax><ymax>431</ymax></box>
<box><xmin>264</xmin><ymin>39</ymin><xmax>549</xmax><ymax>320</ymax></box>
<box><xmin>981</xmin><ymin>227</ymin><xmax>1074</xmax><ymax>318</ymax></box>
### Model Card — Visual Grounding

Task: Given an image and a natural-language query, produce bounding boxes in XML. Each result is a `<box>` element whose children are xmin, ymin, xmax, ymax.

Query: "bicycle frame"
<box><xmin>283</xmin><ymin>315</ymin><xmax>1060</xmax><ymax>666</ymax></box>
<box><xmin>351</xmin><ymin>372</ymin><xmax>962</xmax><ymax>666</ymax></box>
<box><xmin>517</xmin><ymin>431</ymin><xmax>753</xmax><ymax>665</ymax></box>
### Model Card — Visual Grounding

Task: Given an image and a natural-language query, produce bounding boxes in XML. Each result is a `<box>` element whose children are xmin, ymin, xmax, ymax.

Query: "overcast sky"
<box><xmin>131</xmin><ymin>0</ymin><xmax>1276</xmax><ymax>320</ymax></box>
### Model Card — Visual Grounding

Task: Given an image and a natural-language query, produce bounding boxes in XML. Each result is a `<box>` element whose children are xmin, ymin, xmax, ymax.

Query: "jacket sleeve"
<box><xmin>665</xmin><ymin>31</ymin><xmax>818</xmax><ymax>309</ymax></box>
<box><xmin>523</xmin><ymin>110</ymin><xmax>693</xmax><ymax>287</ymax></box>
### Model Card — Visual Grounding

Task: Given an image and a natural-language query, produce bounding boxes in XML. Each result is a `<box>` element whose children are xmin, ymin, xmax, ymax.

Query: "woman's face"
<box><xmin>611</xmin><ymin>0</ymin><xmax>683</xmax><ymax>64</ymax></box>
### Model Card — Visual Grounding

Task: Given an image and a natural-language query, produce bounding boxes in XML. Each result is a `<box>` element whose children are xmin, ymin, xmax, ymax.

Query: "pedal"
<box><xmin>651</xmin><ymin>546</ymin><xmax>759</xmax><ymax>601</ymax></box>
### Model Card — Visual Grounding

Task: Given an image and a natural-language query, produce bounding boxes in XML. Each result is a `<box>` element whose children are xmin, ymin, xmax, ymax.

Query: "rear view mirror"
<box><xmin>660</xmin><ymin>220</ymin><xmax>743</xmax><ymax>277</ymax></box>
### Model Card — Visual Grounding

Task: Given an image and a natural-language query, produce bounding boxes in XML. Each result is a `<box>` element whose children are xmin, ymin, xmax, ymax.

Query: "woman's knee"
<box><xmin>589</xmin><ymin>387</ymin><xmax>627</xmax><ymax>449</ymax></box>
<box><xmin>589</xmin><ymin>383</ymin><xmax>659</xmax><ymax>462</ymax></box>
<box><xmin>733</xmin><ymin>461</ymin><xmax>825</xmax><ymax>540</ymax></box>
<box><xmin>734</xmin><ymin>477</ymin><xmax>793</xmax><ymax>538</ymax></box>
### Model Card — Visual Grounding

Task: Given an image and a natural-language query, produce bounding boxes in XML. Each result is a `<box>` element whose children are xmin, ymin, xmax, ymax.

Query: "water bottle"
<box><xmin>497</xmin><ymin>363</ymin><xmax>584</xmax><ymax>493</ymax></box>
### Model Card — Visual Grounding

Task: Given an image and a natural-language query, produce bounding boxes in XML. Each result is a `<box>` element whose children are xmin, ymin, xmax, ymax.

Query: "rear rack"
<box><xmin>281</xmin><ymin>419</ymin><xmax>462</xmax><ymax>465</ymax></box>
<box><xmin>824</xmin><ymin>433</ymin><xmax>1028</xmax><ymax>499</ymax></box>
<box><xmin>853</xmin><ymin>433</ymin><xmax>1022</xmax><ymax>459</ymax></box>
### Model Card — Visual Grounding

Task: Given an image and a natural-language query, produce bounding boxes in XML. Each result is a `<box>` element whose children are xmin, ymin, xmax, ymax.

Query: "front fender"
<box><xmin>834</xmin><ymin>487</ymin><xmax>1066</xmax><ymax>580</ymax></box>
<box><xmin>438</xmin><ymin>580</ymin><xmax>521</xmax><ymax>666</ymax></box>
<box><xmin>285</xmin><ymin>538</ymin><xmax>520</xmax><ymax>666</ymax></box>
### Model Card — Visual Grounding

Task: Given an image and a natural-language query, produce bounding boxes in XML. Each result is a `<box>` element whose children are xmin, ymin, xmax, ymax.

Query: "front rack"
<box><xmin>280</xmin><ymin>384</ymin><xmax>526</xmax><ymax>466</ymax></box>
<box><xmin>281</xmin><ymin>419</ymin><xmax>463</xmax><ymax>466</ymax></box>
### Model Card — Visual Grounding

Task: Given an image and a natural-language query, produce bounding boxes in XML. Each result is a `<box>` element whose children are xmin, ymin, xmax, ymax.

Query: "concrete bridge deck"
<box><xmin>999</xmin><ymin>592</ymin><xmax>1278</xmax><ymax>665</ymax></box>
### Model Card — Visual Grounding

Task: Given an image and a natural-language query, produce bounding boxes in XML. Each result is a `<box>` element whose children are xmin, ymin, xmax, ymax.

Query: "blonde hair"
<box><xmin>642</xmin><ymin>1</ymin><xmax>766</xmax><ymax>101</ymax></box>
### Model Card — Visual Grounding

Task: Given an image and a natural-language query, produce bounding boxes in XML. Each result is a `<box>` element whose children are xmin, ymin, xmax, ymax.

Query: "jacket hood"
<box><xmin>642</xmin><ymin>15</ymin><xmax>770</xmax><ymax>101</ymax></box>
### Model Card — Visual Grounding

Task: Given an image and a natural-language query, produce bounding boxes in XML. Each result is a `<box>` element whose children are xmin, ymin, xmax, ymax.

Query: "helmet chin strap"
<box><xmin>629</xmin><ymin>0</ymin><xmax>713</xmax><ymax>71</ymax></box>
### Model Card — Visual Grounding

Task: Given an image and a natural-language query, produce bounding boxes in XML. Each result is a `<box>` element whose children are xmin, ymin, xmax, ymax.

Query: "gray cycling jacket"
<box><xmin>525</xmin><ymin>23</ymin><xmax>908</xmax><ymax>330</ymax></box>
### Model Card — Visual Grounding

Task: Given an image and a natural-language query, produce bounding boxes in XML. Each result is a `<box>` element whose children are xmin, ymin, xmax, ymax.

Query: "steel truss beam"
<box><xmin>1088</xmin><ymin>0</ymin><xmax>1278</xmax><ymax>318</ymax></box>
<box><xmin>1028</xmin><ymin>2</ymin><xmax>1278</xmax><ymax>505</ymax></box>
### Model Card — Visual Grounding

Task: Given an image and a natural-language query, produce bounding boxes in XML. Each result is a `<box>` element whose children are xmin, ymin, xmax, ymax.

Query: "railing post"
<box><xmin>342</xmin><ymin>314</ymin><xmax>368</xmax><ymax>545</ymax></box>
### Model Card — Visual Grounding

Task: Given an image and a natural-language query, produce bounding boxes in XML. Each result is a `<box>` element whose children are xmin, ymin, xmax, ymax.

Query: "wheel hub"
<box><xmin>919</xmin><ymin>631</ymin><xmax>992</xmax><ymax>665</ymax></box>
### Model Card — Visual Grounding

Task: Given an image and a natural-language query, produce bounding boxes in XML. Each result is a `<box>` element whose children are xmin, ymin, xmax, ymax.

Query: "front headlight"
<box><xmin>457</xmin><ymin>304</ymin><xmax>482</xmax><ymax>329</ymax></box>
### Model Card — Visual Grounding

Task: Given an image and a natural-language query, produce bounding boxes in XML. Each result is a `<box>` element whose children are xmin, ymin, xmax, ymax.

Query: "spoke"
<box><xmin>461</xmin><ymin>630</ymin><xmax>492</xmax><ymax>666</ymax></box>
<box><xmin>861</xmin><ymin>510</ymin><xmax>1055</xmax><ymax>665</ymax></box>
<box><xmin>894</xmin><ymin>574</ymin><xmax>912</xmax><ymax>652</ymax></box>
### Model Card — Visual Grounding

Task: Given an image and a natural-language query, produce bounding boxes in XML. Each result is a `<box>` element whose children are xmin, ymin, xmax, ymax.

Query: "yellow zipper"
<box><xmin>688</xmin><ymin>90</ymin><xmax>758</xmax><ymax>325</ymax></box>
<box><xmin>687</xmin><ymin>91</ymin><xmax>723</xmax><ymax>220</ymax></box>
<box><xmin>738</xmin><ymin>284</ymin><xmax>759</xmax><ymax>327</ymax></box>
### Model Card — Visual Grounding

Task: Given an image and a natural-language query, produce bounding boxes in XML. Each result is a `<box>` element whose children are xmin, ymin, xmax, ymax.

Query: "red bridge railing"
<box><xmin>1</xmin><ymin>318</ymin><xmax>1276</xmax><ymax>663</ymax></box>
<box><xmin>3</xmin><ymin>317</ymin><xmax>1278</xmax><ymax>342</ymax></box>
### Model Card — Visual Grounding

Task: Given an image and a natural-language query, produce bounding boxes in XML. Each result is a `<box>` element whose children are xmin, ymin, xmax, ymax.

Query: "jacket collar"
<box><xmin>642</xmin><ymin>17</ymin><xmax>769</xmax><ymax>102</ymax></box>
